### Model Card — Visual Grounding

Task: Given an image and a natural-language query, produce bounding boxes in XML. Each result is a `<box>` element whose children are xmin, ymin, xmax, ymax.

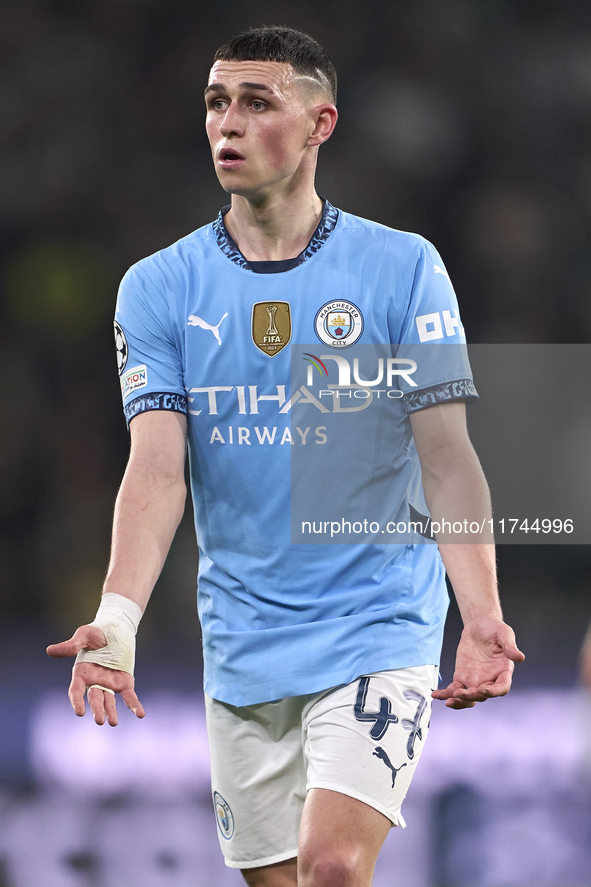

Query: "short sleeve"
<box><xmin>394</xmin><ymin>240</ymin><xmax>478</xmax><ymax>413</ymax></box>
<box><xmin>114</xmin><ymin>262</ymin><xmax>187</xmax><ymax>426</ymax></box>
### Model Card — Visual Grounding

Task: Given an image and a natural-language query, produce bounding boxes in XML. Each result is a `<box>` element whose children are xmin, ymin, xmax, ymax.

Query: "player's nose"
<box><xmin>219</xmin><ymin>104</ymin><xmax>245</xmax><ymax>138</ymax></box>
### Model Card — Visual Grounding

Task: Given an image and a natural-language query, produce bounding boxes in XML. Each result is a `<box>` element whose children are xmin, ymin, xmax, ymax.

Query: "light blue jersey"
<box><xmin>115</xmin><ymin>202</ymin><xmax>476</xmax><ymax>706</ymax></box>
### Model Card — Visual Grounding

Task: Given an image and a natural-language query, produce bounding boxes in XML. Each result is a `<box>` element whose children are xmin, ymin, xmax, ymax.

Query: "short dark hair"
<box><xmin>213</xmin><ymin>26</ymin><xmax>337</xmax><ymax>103</ymax></box>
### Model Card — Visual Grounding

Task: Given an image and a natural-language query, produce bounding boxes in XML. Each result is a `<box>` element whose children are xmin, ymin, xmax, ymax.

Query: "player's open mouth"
<box><xmin>218</xmin><ymin>148</ymin><xmax>245</xmax><ymax>168</ymax></box>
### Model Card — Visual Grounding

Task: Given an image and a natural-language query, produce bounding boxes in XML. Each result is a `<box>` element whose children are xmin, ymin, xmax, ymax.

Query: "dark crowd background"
<box><xmin>1</xmin><ymin>0</ymin><xmax>590</xmax><ymax>782</ymax></box>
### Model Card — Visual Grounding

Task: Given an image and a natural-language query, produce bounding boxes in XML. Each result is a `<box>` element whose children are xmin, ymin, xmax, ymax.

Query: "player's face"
<box><xmin>205</xmin><ymin>60</ymin><xmax>323</xmax><ymax>200</ymax></box>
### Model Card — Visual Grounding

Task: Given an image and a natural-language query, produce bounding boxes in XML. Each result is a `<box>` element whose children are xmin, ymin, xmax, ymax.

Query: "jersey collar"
<box><xmin>212</xmin><ymin>199</ymin><xmax>339</xmax><ymax>273</ymax></box>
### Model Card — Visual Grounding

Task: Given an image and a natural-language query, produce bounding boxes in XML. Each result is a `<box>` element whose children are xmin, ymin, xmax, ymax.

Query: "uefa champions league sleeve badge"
<box><xmin>113</xmin><ymin>321</ymin><xmax>129</xmax><ymax>374</ymax></box>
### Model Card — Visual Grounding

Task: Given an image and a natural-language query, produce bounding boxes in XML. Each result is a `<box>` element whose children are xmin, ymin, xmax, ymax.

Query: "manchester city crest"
<box><xmin>213</xmin><ymin>791</ymin><xmax>234</xmax><ymax>840</ymax></box>
<box><xmin>315</xmin><ymin>300</ymin><xmax>364</xmax><ymax>348</ymax></box>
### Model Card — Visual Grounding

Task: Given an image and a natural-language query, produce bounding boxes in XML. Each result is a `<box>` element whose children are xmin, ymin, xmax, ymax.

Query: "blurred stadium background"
<box><xmin>1</xmin><ymin>0</ymin><xmax>591</xmax><ymax>884</ymax></box>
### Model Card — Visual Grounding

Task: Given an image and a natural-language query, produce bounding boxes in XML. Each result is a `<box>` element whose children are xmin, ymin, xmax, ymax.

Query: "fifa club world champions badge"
<box><xmin>252</xmin><ymin>301</ymin><xmax>292</xmax><ymax>356</ymax></box>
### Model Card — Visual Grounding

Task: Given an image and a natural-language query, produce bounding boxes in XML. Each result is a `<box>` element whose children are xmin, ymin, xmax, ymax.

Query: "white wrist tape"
<box><xmin>75</xmin><ymin>593</ymin><xmax>143</xmax><ymax>676</ymax></box>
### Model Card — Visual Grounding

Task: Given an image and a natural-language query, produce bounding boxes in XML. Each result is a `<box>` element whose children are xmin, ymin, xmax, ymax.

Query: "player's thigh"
<box><xmin>303</xmin><ymin>665</ymin><xmax>437</xmax><ymax>827</ymax></box>
<box><xmin>298</xmin><ymin>788</ymin><xmax>391</xmax><ymax>887</ymax></box>
<box><xmin>205</xmin><ymin>693</ymin><xmax>308</xmax><ymax>871</ymax></box>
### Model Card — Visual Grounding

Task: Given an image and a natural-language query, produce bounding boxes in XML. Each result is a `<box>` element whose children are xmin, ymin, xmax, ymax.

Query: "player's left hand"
<box><xmin>431</xmin><ymin>615</ymin><xmax>525</xmax><ymax>710</ymax></box>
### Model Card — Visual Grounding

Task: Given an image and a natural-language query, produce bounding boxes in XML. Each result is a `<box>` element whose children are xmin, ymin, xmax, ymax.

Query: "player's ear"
<box><xmin>307</xmin><ymin>104</ymin><xmax>338</xmax><ymax>147</ymax></box>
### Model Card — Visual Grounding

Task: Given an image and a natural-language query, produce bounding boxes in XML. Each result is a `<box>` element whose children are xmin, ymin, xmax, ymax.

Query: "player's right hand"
<box><xmin>46</xmin><ymin>626</ymin><xmax>145</xmax><ymax>727</ymax></box>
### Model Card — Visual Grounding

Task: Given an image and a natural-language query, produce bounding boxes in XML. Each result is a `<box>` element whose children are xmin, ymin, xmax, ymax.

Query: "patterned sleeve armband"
<box><xmin>403</xmin><ymin>378</ymin><xmax>478</xmax><ymax>414</ymax></box>
<box><xmin>124</xmin><ymin>391</ymin><xmax>188</xmax><ymax>425</ymax></box>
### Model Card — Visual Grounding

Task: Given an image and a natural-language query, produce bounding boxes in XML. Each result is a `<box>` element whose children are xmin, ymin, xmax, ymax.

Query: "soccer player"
<box><xmin>47</xmin><ymin>27</ymin><xmax>524</xmax><ymax>887</ymax></box>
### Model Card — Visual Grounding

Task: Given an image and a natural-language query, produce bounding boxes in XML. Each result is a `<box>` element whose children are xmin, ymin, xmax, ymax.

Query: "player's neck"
<box><xmin>224</xmin><ymin>188</ymin><xmax>323</xmax><ymax>262</ymax></box>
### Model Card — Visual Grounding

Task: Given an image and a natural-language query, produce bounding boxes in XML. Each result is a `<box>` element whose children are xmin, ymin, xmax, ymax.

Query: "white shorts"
<box><xmin>205</xmin><ymin>664</ymin><xmax>438</xmax><ymax>869</ymax></box>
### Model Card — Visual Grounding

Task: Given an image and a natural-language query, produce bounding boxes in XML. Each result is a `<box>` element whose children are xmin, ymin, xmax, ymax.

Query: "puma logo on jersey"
<box><xmin>372</xmin><ymin>747</ymin><xmax>407</xmax><ymax>788</ymax></box>
<box><xmin>187</xmin><ymin>313</ymin><xmax>228</xmax><ymax>345</ymax></box>
<box><xmin>433</xmin><ymin>263</ymin><xmax>450</xmax><ymax>280</ymax></box>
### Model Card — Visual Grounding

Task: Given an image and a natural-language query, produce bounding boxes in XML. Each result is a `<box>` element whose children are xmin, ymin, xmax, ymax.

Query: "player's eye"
<box><xmin>251</xmin><ymin>100</ymin><xmax>266</xmax><ymax>111</ymax></box>
<box><xmin>213</xmin><ymin>100</ymin><xmax>227</xmax><ymax>111</ymax></box>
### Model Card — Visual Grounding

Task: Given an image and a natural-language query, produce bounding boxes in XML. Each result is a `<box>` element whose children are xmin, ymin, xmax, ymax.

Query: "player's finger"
<box><xmin>103</xmin><ymin>691</ymin><xmax>119</xmax><ymax>727</ymax></box>
<box><xmin>47</xmin><ymin>638</ymin><xmax>84</xmax><ymax>658</ymax></box>
<box><xmin>445</xmin><ymin>697</ymin><xmax>477</xmax><ymax>709</ymax></box>
<box><xmin>47</xmin><ymin>629</ymin><xmax>90</xmax><ymax>658</ymax></box>
<box><xmin>47</xmin><ymin>626</ymin><xmax>107</xmax><ymax>658</ymax></box>
<box><xmin>452</xmin><ymin>687</ymin><xmax>490</xmax><ymax>703</ymax></box>
<box><xmin>121</xmin><ymin>688</ymin><xmax>145</xmax><ymax>719</ymax></box>
<box><xmin>496</xmin><ymin>624</ymin><xmax>526</xmax><ymax>663</ymax></box>
<box><xmin>502</xmin><ymin>641</ymin><xmax>526</xmax><ymax>663</ymax></box>
<box><xmin>45</xmin><ymin>632</ymin><xmax>91</xmax><ymax>659</ymax></box>
<box><xmin>68</xmin><ymin>675</ymin><xmax>88</xmax><ymax>717</ymax></box>
<box><xmin>477</xmin><ymin>669</ymin><xmax>514</xmax><ymax>698</ymax></box>
<box><xmin>87</xmin><ymin>686</ymin><xmax>107</xmax><ymax>725</ymax></box>
<box><xmin>431</xmin><ymin>681</ymin><xmax>464</xmax><ymax>700</ymax></box>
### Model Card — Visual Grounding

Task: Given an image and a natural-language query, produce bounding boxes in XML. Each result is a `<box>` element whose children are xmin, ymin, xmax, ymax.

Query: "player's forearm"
<box><xmin>421</xmin><ymin>444</ymin><xmax>502</xmax><ymax>624</ymax></box>
<box><xmin>438</xmin><ymin>542</ymin><xmax>501</xmax><ymax>625</ymax></box>
<box><xmin>102</xmin><ymin>456</ymin><xmax>187</xmax><ymax>611</ymax></box>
